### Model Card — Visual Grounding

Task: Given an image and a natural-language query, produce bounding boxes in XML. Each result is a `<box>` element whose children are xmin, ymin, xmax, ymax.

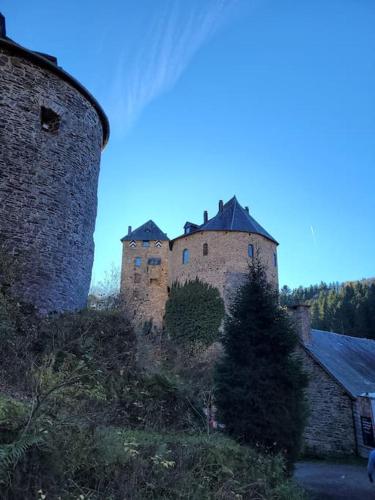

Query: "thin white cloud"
<box><xmin>108</xmin><ymin>0</ymin><xmax>239</xmax><ymax>135</ymax></box>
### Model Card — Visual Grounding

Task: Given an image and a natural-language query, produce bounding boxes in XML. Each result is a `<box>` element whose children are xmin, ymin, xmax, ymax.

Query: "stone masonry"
<box><xmin>297</xmin><ymin>345</ymin><xmax>356</xmax><ymax>456</ymax></box>
<box><xmin>121</xmin><ymin>239</ymin><xmax>169</xmax><ymax>332</ymax></box>
<box><xmin>169</xmin><ymin>230</ymin><xmax>278</xmax><ymax>304</ymax></box>
<box><xmin>120</xmin><ymin>197</ymin><xmax>278</xmax><ymax>330</ymax></box>
<box><xmin>0</xmin><ymin>17</ymin><xmax>109</xmax><ymax>313</ymax></box>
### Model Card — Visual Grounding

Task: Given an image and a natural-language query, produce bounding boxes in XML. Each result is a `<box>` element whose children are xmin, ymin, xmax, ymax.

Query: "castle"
<box><xmin>0</xmin><ymin>14</ymin><xmax>109</xmax><ymax>312</ymax></box>
<box><xmin>120</xmin><ymin>196</ymin><xmax>278</xmax><ymax>331</ymax></box>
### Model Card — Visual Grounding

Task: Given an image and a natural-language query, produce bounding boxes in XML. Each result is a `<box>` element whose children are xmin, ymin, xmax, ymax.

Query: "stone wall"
<box><xmin>298</xmin><ymin>345</ymin><xmax>356</xmax><ymax>456</ymax></box>
<box><xmin>0</xmin><ymin>46</ymin><xmax>104</xmax><ymax>312</ymax></box>
<box><xmin>120</xmin><ymin>240</ymin><xmax>169</xmax><ymax>332</ymax></box>
<box><xmin>169</xmin><ymin>231</ymin><xmax>278</xmax><ymax>309</ymax></box>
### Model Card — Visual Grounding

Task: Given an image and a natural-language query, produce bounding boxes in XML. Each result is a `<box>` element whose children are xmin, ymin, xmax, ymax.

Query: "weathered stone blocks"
<box><xmin>0</xmin><ymin>41</ymin><xmax>108</xmax><ymax>313</ymax></box>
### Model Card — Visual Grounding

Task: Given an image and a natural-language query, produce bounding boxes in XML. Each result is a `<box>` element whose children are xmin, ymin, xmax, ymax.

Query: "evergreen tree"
<box><xmin>215</xmin><ymin>259</ymin><xmax>308</xmax><ymax>470</ymax></box>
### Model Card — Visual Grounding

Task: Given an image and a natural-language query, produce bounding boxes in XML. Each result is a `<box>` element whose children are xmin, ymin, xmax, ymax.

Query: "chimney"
<box><xmin>245</xmin><ymin>206</ymin><xmax>249</xmax><ymax>214</ymax></box>
<box><xmin>128</xmin><ymin>225</ymin><xmax>132</xmax><ymax>236</ymax></box>
<box><xmin>218</xmin><ymin>200</ymin><xmax>223</xmax><ymax>212</ymax></box>
<box><xmin>287</xmin><ymin>304</ymin><xmax>311</xmax><ymax>345</ymax></box>
<box><xmin>0</xmin><ymin>13</ymin><xmax>6</xmax><ymax>38</ymax></box>
<box><xmin>203</xmin><ymin>210</ymin><xmax>208</xmax><ymax>224</ymax></box>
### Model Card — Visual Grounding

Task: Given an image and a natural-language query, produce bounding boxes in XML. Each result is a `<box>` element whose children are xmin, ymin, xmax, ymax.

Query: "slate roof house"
<box><xmin>290</xmin><ymin>305</ymin><xmax>375</xmax><ymax>458</ymax></box>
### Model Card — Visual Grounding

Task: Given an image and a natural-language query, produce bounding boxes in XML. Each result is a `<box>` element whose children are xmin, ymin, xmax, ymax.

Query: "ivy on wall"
<box><xmin>164</xmin><ymin>279</ymin><xmax>224</xmax><ymax>348</ymax></box>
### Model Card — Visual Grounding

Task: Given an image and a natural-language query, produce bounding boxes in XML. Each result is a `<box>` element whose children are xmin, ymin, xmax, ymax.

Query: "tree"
<box><xmin>214</xmin><ymin>259</ymin><xmax>308</xmax><ymax>470</ymax></box>
<box><xmin>164</xmin><ymin>279</ymin><xmax>224</xmax><ymax>350</ymax></box>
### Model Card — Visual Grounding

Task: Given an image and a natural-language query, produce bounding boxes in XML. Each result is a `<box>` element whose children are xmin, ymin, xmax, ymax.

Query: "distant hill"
<box><xmin>280</xmin><ymin>279</ymin><xmax>375</xmax><ymax>339</ymax></box>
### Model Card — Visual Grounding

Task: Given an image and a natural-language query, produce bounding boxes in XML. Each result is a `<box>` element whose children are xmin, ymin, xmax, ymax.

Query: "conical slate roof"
<box><xmin>199</xmin><ymin>196</ymin><xmax>277</xmax><ymax>244</ymax></box>
<box><xmin>121</xmin><ymin>220</ymin><xmax>169</xmax><ymax>241</ymax></box>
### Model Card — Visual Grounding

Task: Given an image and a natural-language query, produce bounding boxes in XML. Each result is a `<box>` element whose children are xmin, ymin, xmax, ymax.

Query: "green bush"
<box><xmin>165</xmin><ymin>279</ymin><xmax>224</xmax><ymax>349</ymax></box>
<box><xmin>1</xmin><ymin>428</ymin><xmax>304</xmax><ymax>499</ymax></box>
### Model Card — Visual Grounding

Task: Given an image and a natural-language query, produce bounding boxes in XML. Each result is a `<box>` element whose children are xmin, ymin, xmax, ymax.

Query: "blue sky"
<box><xmin>3</xmin><ymin>0</ymin><xmax>375</xmax><ymax>289</ymax></box>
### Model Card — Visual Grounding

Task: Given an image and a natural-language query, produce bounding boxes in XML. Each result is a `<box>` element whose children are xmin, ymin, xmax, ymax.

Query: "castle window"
<box><xmin>248</xmin><ymin>244</ymin><xmax>254</xmax><ymax>258</ymax></box>
<box><xmin>134</xmin><ymin>256</ymin><xmax>142</xmax><ymax>267</ymax></box>
<box><xmin>182</xmin><ymin>248</ymin><xmax>189</xmax><ymax>265</ymax></box>
<box><xmin>148</xmin><ymin>257</ymin><xmax>161</xmax><ymax>266</ymax></box>
<box><xmin>142</xmin><ymin>240</ymin><xmax>150</xmax><ymax>248</ymax></box>
<box><xmin>134</xmin><ymin>273</ymin><xmax>141</xmax><ymax>283</ymax></box>
<box><xmin>203</xmin><ymin>243</ymin><xmax>208</xmax><ymax>256</ymax></box>
<box><xmin>41</xmin><ymin>106</ymin><xmax>60</xmax><ymax>134</ymax></box>
<box><xmin>274</xmin><ymin>252</ymin><xmax>277</xmax><ymax>267</ymax></box>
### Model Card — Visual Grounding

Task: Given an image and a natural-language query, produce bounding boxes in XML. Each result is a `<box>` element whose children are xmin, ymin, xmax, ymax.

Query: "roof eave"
<box><xmin>170</xmin><ymin>228</ymin><xmax>278</xmax><ymax>246</ymax></box>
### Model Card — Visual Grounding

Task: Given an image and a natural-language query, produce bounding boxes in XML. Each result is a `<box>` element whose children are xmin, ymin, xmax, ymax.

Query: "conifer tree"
<box><xmin>214</xmin><ymin>258</ymin><xmax>308</xmax><ymax>469</ymax></box>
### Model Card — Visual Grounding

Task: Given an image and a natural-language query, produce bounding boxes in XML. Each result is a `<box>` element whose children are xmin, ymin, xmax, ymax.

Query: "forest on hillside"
<box><xmin>280</xmin><ymin>279</ymin><xmax>375</xmax><ymax>339</ymax></box>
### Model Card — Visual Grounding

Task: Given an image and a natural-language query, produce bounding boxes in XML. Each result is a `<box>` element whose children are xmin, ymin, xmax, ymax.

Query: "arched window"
<box><xmin>248</xmin><ymin>244</ymin><xmax>254</xmax><ymax>258</ymax></box>
<box><xmin>203</xmin><ymin>243</ymin><xmax>208</xmax><ymax>256</ymax></box>
<box><xmin>134</xmin><ymin>256</ymin><xmax>141</xmax><ymax>267</ymax></box>
<box><xmin>182</xmin><ymin>248</ymin><xmax>190</xmax><ymax>265</ymax></box>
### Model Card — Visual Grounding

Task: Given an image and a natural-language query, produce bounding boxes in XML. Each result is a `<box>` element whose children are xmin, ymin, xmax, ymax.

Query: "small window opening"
<box><xmin>41</xmin><ymin>106</ymin><xmax>60</xmax><ymax>134</ymax></box>
<box><xmin>274</xmin><ymin>252</ymin><xmax>277</xmax><ymax>267</ymax></box>
<box><xmin>148</xmin><ymin>257</ymin><xmax>161</xmax><ymax>266</ymax></box>
<box><xmin>203</xmin><ymin>243</ymin><xmax>208</xmax><ymax>256</ymax></box>
<box><xmin>142</xmin><ymin>240</ymin><xmax>150</xmax><ymax>248</ymax></box>
<box><xmin>182</xmin><ymin>248</ymin><xmax>190</xmax><ymax>265</ymax></box>
<box><xmin>134</xmin><ymin>256</ymin><xmax>142</xmax><ymax>267</ymax></box>
<box><xmin>248</xmin><ymin>244</ymin><xmax>254</xmax><ymax>258</ymax></box>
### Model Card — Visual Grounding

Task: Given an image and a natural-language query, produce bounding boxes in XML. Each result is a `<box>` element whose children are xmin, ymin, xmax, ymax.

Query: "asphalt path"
<box><xmin>295</xmin><ymin>461</ymin><xmax>375</xmax><ymax>499</ymax></box>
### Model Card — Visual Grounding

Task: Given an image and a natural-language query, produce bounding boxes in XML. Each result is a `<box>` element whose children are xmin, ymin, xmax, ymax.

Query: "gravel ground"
<box><xmin>294</xmin><ymin>461</ymin><xmax>375</xmax><ymax>499</ymax></box>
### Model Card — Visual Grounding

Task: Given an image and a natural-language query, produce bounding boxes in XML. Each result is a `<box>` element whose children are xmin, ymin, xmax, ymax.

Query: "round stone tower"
<box><xmin>0</xmin><ymin>14</ymin><xmax>110</xmax><ymax>312</ymax></box>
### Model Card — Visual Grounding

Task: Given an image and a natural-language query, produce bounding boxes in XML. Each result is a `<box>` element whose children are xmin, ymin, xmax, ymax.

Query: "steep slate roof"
<box><xmin>198</xmin><ymin>196</ymin><xmax>278</xmax><ymax>244</ymax></box>
<box><xmin>121</xmin><ymin>220</ymin><xmax>169</xmax><ymax>241</ymax></box>
<box><xmin>305</xmin><ymin>329</ymin><xmax>375</xmax><ymax>397</ymax></box>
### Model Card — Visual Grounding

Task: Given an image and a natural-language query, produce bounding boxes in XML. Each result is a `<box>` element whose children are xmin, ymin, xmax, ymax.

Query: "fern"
<box><xmin>0</xmin><ymin>434</ymin><xmax>44</xmax><ymax>485</ymax></box>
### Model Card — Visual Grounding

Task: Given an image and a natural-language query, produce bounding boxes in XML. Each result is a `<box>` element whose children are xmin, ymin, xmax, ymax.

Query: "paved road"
<box><xmin>295</xmin><ymin>461</ymin><xmax>375</xmax><ymax>499</ymax></box>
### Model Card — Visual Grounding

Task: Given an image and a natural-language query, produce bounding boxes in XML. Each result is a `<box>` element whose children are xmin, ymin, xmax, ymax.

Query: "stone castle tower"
<box><xmin>120</xmin><ymin>197</ymin><xmax>278</xmax><ymax>331</ymax></box>
<box><xmin>0</xmin><ymin>14</ymin><xmax>109</xmax><ymax>312</ymax></box>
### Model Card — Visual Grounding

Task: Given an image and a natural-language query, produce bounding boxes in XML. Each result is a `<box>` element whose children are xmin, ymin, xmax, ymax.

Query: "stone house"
<box><xmin>120</xmin><ymin>196</ymin><xmax>279</xmax><ymax>331</ymax></box>
<box><xmin>290</xmin><ymin>304</ymin><xmax>375</xmax><ymax>458</ymax></box>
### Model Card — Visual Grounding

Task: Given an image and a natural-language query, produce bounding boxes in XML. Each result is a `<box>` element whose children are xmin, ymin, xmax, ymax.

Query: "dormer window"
<box><xmin>248</xmin><ymin>244</ymin><xmax>254</xmax><ymax>258</ymax></box>
<box><xmin>182</xmin><ymin>249</ymin><xmax>190</xmax><ymax>265</ymax></box>
<box><xmin>142</xmin><ymin>240</ymin><xmax>150</xmax><ymax>248</ymax></box>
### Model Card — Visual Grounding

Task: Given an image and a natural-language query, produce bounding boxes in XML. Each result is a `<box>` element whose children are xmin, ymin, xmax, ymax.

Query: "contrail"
<box><xmin>310</xmin><ymin>225</ymin><xmax>317</xmax><ymax>247</ymax></box>
<box><xmin>108</xmin><ymin>0</ymin><xmax>239</xmax><ymax>135</ymax></box>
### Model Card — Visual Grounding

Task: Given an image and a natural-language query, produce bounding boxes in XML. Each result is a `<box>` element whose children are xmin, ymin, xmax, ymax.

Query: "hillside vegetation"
<box><xmin>280</xmin><ymin>279</ymin><xmax>375</xmax><ymax>339</ymax></box>
<box><xmin>0</xmin><ymin>277</ymin><xmax>304</xmax><ymax>498</ymax></box>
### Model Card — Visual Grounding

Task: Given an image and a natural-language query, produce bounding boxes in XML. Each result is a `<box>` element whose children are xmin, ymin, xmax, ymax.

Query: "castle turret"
<box><xmin>0</xmin><ymin>14</ymin><xmax>109</xmax><ymax>313</ymax></box>
<box><xmin>120</xmin><ymin>220</ymin><xmax>169</xmax><ymax>332</ymax></box>
<box><xmin>169</xmin><ymin>196</ymin><xmax>278</xmax><ymax>308</ymax></box>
